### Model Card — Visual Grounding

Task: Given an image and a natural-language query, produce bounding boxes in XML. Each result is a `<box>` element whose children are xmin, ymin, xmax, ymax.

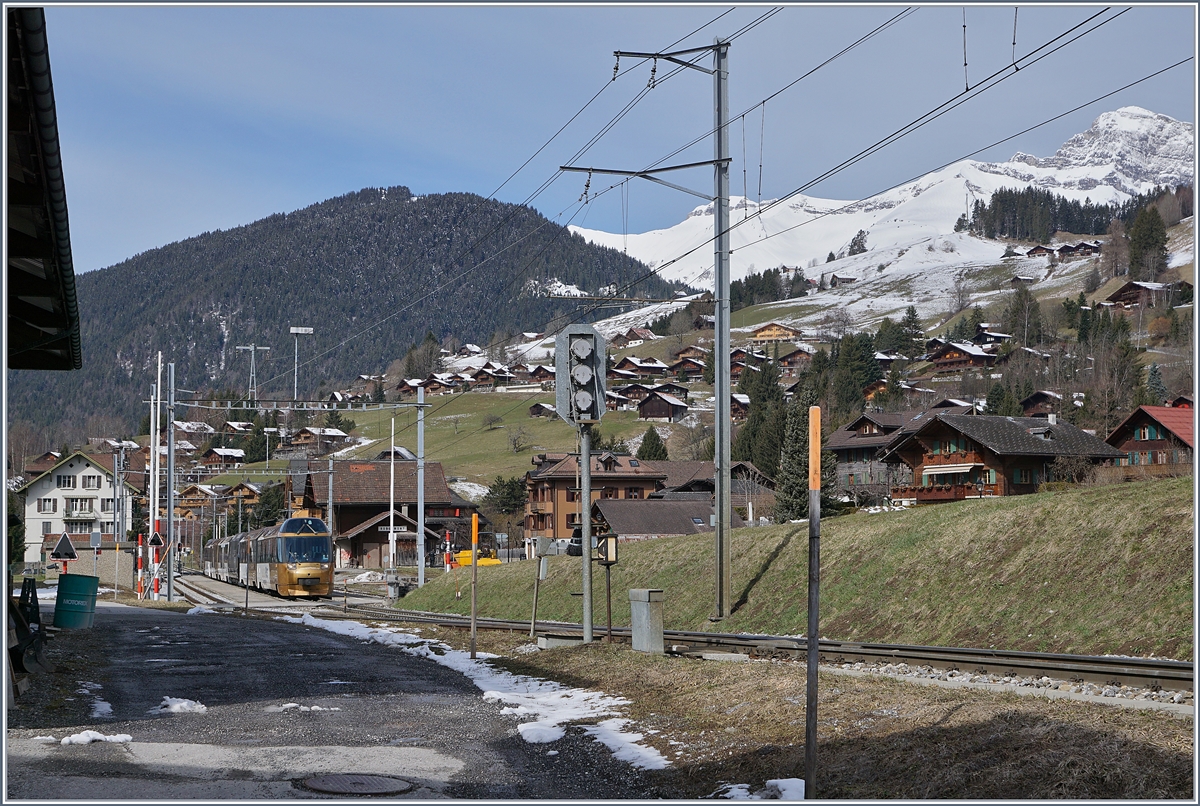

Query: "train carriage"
<box><xmin>204</xmin><ymin>517</ymin><xmax>333</xmax><ymax>598</ymax></box>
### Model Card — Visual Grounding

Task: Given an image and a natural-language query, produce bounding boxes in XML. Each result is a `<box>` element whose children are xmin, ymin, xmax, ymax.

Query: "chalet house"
<box><xmin>394</xmin><ymin>379</ymin><xmax>424</xmax><ymax>399</ymax></box>
<box><xmin>1025</xmin><ymin>245</ymin><xmax>1053</xmax><ymax>257</ymax></box>
<box><xmin>826</xmin><ymin>411</ymin><xmax>918</xmax><ymax>494</ymax></box>
<box><xmin>529</xmin><ymin>365</ymin><xmax>556</xmax><ymax>383</ymax></box>
<box><xmin>884</xmin><ymin>414</ymin><xmax>1122</xmax><ymax>505</ymax></box>
<box><xmin>336</xmin><ymin>509</ymin><xmax>444</xmax><ymax>568</ymax></box>
<box><xmin>296</xmin><ymin>460</ymin><xmax>473</xmax><ymax>568</ymax></box>
<box><xmin>612</xmin><ymin>356</ymin><xmax>671</xmax><ymax>379</ymax></box>
<box><xmin>422</xmin><ymin>373</ymin><xmax>461</xmax><ymax>395</ymax></box>
<box><xmin>676</xmin><ymin>344</ymin><xmax>710</xmax><ymax>361</ymax></box>
<box><xmin>927</xmin><ymin>341</ymin><xmax>996</xmax><ymax>373</ymax></box>
<box><xmin>227</xmin><ymin>480</ymin><xmax>263</xmax><ymax>511</ymax></box>
<box><xmin>669</xmin><ymin>356</ymin><xmax>706</xmax><ymax>381</ymax></box>
<box><xmin>1105</xmin><ymin>280</ymin><xmax>1192</xmax><ymax>310</ymax></box>
<box><xmin>1010</xmin><ymin>275</ymin><xmax>1036</xmax><ymax>287</ymax></box>
<box><xmin>457</xmin><ymin>343</ymin><xmax>483</xmax><ymax>356</ymax></box>
<box><xmin>529</xmin><ymin>402</ymin><xmax>557</xmax><ymax>418</ymax></box>
<box><xmin>971</xmin><ymin>327</ymin><xmax>1013</xmax><ymax>346</ymax></box>
<box><xmin>1055</xmin><ymin>244</ymin><xmax>1078</xmax><ymax>260</ymax></box>
<box><xmin>470</xmin><ymin>366</ymin><xmax>515</xmax><ymax>387</ymax></box>
<box><xmin>605</xmin><ymin>390</ymin><xmax>632</xmax><ymax>411</ymax></box>
<box><xmin>1072</xmin><ymin>241</ymin><xmax>1101</xmax><ymax>257</ymax></box>
<box><xmin>828</xmin><ymin>273</ymin><xmax>856</xmax><ymax>288</ymax></box>
<box><xmin>731</xmin><ymin>393</ymin><xmax>750</xmax><ymax>421</ymax></box>
<box><xmin>200</xmin><ymin>446</ymin><xmax>245</xmax><ymax>470</ymax></box>
<box><xmin>872</xmin><ymin>352</ymin><xmax>903</xmax><ymax>371</ymax></box>
<box><xmin>1019</xmin><ymin>390</ymin><xmax>1062</xmax><ymax>419</ymax></box>
<box><xmin>525</xmin><ymin>452</ymin><xmax>667</xmax><ymax>540</ymax></box>
<box><xmin>750</xmin><ymin>322</ymin><xmax>801</xmax><ymax>344</ymax></box>
<box><xmin>1105</xmin><ymin>406</ymin><xmax>1194</xmax><ymax>469</ymax></box>
<box><xmin>730</xmin><ymin>362</ymin><xmax>758</xmax><ymax>382</ymax></box>
<box><xmin>1169</xmin><ymin>394</ymin><xmax>1193</xmax><ymax>409</ymax></box>
<box><xmin>651</xmin><ymin>382</ymin><xmax>689</xmax><ymax>400</ymax></box>
<box><xmin>175</xmin><ymin>483</ymin><xmax>225</xmax><ymax>520</ymax></box>
<box><xmin>327</xmin><ymin>391</ymin><xmax>364</xmax><ymax>404</ymax></box>
<box><xmin>693</xmin><ymin>314</ymin><xmax>716</xmax><ymax>330</ymax></box>
<box><xmin>22</xmin><ymin>450</ymin><xmax>62</xmax><ymax>477</ymax></box>
<box><xmin>590</xmin><ymin>499</ymin><xmax>743</xmax><ymax>542</ymax></box>
<box><xmin>779</xmin><ymin>346</ymin><xmax>815</xmax><ymax>376</ymax></box>
<box><xmin>729</xmin><ymin>347</ymin><xmax>767</xmax><ymax>366</ymax></box>
<box><xmin>607</xmin><ymin>367</ymin><xmax>639</xmax><ymax>383</ymax></box>
<box><xmin>613</xmin><ymin>383</ymin><xmax>654</xmax><ymax>403</ymax></box>
<box><xmin>638</xmin><ymin>391</ymin><xmax>689</xmax><ymax>423</ymax></box>
<box><xmin>292</xmin><ymin>427</ymin><xmax>349</xmax><ymax>453</ymax></box>
<box><xmin>509</xmin><ymin>363</ymin><xmax>531</xmax><ymax>381</ymax></box>
<box><xmin>862</xmin><ymin>379</ymin><xmax>889</xmax><ymax>401</ymax></box>
<box><xmin>17</xmin><ymin>451</ymin><xmax>140</xmax><ymax>569</ymax></box>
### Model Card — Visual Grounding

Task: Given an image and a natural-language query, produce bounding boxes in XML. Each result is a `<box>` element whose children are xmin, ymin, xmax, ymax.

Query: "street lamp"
<box><xmin>290</xmin><ymin>326</ymin><xmax>314</xmax><ymax>400</ymax></box>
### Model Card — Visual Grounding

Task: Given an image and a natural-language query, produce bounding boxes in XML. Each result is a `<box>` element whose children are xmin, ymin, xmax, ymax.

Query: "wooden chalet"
<box><xmin>650</xmin><ymin>382</ymin><xmax>689</xmax><ymax>400</ymax></box>
<box><xmin>693</xmin><ymin>314</ymin><xmax>716</xmax><ymax>330</ymax></box>
<box><xmin>1025</xmin><ymin>245</ymin><xmax>1053</xmax><ymax>257</ymax></box>
<box><xmin>779</xmin><ymin>346</ymin><xmax>815</xmax><ymax>376</ymax></box>
<box><xmin>172</xmin><ymin>420</ymin><xmax>215</xmax><ymax>437</ymax></box>
<box><xmin>676</xmin><ymin>344</ymin><xmax>710</xmax><ymax>361</ymax></box>
<box><xmin>1105</xmin><ymin>406</ymin><xmax>1194</xmax><ymax>469</ymax></box>
<box><xmin>669</xmin><ymin>356</ymin><xmax>705</xmax><ymax>381</ymax></box>
<box><xmin>422</xmin><ymin>374</ymin><xmax>460</xmax><ymax>395</ymax></box>
<box><xmin>394</xmin><ymin>379</ymin><xmax>423</xmax><ymax>399</ymax></box>
<box><xmin>884</xmin><ymin>414</ymin><xmax>1121</xmax><ymax>504</ymax></box>
<box><xmin>529</xmin><ymin>365</ymin><xmax>556</xmax><ymax>383</ymax></box>
<box><xmin>730</xmin><ymin>393</ymin><xmax>750</xmax><ymax>421</ymax></box>
<box><xmin>612</xmin><ymin>356</ymin><xmax>671</xmax><ymax>379</ymax></box>
<box><xmin>826</xmin><ymin>410</ymin><xmax>919</xmax><ymax>495</ymax></box>
<box><xmin>174</xmin><ymin>483</ymin><xmax>225</xmax><ymax>519</ymax></box>
<box><xmin>529</xmin><ymin>402</ymin><xmax>557</xmax><ymax>418</ymax></box>
<box><xmin>729</xmin><ymin>347</ymin><xmax>767</xmax><ymax>366</ymax></box>
<box><xmin>227</xmin><ymin>480</ymin><xmax>263</xmax><ymax>511</ymax></box>
<box><xmin>872</xmin><ymin>352</ymin><xmax>902</xmax><ymax>371</ymax></box>
<box><xmin>637</xmin><ymin>391</ymin><xmax>688</xmax><ymax>422</ymax></box>
<box><xmin>292</xmin><ymin>427</ymin><xmax>349</xmax><ymax>449</ymax></box>
<box><xmin>1019</xmin><ymin>390</ymin><xmax>1062</xmax><ymax>419</ymax></box>
<box><xmin>1055</xmin><ymin>244</ymin><xmax>1078</xmax><ymax>260</ymax></box>
<box><xmin>1168</xmin><ymin>394</ymin><xmax>1193</xmax><ymax>409</ymax></box>
<box><xmin>1104</xmin><ymin>280</ymin><xmax>1192</xmax><ymax>310</ymax></box>
<box><xmin>200</xmin><ymin>447</ymin><xmax>244</xmax><ymax>469</ymax></box>
<box><xmin>223</xmin><ymin>421</ymin><xmax>254</xmax><ymax>435</ymax></box>
<box><xmin>749</xmin><ymin>322</ymin><xmax>801</xmax><ymax>344</ymax></box>
<box><xmin>926</xmin><ymin>341</ymin><xmax>995</xmax><ymax>372</ymax></box>
<box><xmin>828</xmin><ymin>273</ymin><xmax>856</xmax><ymax>288</ymax></box>
<box><xmin>607</xmin><ymin>367</ymin><xmax>639</xmax><ymax>382</ymax></box>
<box><xmin>605</xmin><ymin>390</ymin><xmax>631</xmax><ymax>411</ymax></box>
<box><xmin>613</xmin><ymin>383</ymin><xmax>654</xmax><ymax>402</ymax></box>
<box><xmin>1010</xmin><ymin>275</ymin><xmax>1036</xmax><ymax>287</ymax></box>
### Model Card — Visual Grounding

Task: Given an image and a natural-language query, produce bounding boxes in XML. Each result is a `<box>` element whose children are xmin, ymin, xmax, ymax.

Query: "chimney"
<box><xmin>1048</xmin><ymin>413</ymin><xmax>1058</xmax><ymax>425</ymax></box>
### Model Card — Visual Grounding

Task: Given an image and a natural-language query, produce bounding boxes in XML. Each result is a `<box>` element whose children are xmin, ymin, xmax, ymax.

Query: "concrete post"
<box><xmin>629</xmin><ymin>588</ymin><xmax>664</xmax><ymax>654</ymax></box>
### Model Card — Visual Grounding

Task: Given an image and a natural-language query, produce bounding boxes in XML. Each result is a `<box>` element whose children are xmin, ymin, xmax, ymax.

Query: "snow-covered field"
<box><xmin>565</xmin><ymin>107</ymin><xmax>1193</xmax><ymax>333</ymax></box>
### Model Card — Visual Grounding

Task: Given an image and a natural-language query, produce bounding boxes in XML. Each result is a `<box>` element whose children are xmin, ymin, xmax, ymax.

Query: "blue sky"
<box><xmin>43</xmin><ymin>4</ymin><xmax>1196</xmax><ymax>274</ymax></box>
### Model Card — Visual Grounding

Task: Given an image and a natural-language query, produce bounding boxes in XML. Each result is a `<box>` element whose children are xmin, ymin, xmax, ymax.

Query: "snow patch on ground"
<box><xmin>264</xmin><ymin>702</ymin><xmax>342</xmax><ymax>712</ymax></box>
<box><xmin>186</xmin><ymin>605</ymin><xmax>217</xmax><ymax>615</ymax></box>
<box><xmin>277</xmin><ymin>613</ymin><xmax>668</xmax><ymax>769</ymax></box>
<box><xmin>60</xmin><ymin>731</ymin><xmax>132</xmax><ymax>745</ymax></box>
<box><xmin>329</xmin><ymin>437</ymin><xmax>377</xmax><ymax>458</ymax></box>
<box><xmin>89</xmin><ymin>700</ymin><xmax>113</xmax><ymax>718</ymax></box>
<box><xmin>714</xmin><ymin>778</ymin><xmax>806</xmax><ymax>799</ymax></box>
<box><xmin>147</xmin><ymin>697</ymin><xmax>207</xmax><ymax>714</ymax></box>
<box><xmin>345</xmin><ymin>571</ymin><xmax>385</xmax><ymax>583</ymax></box>
<box><xmin>449</xmin><ymin>481</ymin><xmax>489</xmax><ymax>502</ymax></box>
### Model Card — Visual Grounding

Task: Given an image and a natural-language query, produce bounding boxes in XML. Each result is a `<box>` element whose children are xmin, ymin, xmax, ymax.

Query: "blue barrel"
<box><xmin>53</xmin><ymin>574</ymin><xmax>100</xmax><ymax>629</ymax></box>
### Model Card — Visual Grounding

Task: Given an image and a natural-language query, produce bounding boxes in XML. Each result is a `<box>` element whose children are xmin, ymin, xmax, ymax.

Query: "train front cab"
<box><xmin>272</xmin><ymin>517</ymin><xmax>333</xmax><ymax>598</ymax></box>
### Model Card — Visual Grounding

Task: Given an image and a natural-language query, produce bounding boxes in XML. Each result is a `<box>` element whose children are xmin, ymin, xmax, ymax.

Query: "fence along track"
<box><xmin>306</xmin><ymin>603</ymin><xmax>1193</xmax><ymax>693</ymax></box>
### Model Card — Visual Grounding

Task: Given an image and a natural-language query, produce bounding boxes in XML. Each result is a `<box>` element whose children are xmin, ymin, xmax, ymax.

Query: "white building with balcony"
<box><xmin>17</xmin><ymin>451</ymin><xmax>139</xmax><ymax>569</ymax></box>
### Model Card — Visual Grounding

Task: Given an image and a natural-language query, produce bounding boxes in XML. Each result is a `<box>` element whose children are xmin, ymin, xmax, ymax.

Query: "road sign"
<box><xmin>148</xmin><ymin>531</ymin><xmax>164</xmax><ymax>547</ymax></box>
<box><xmin>89</xmin><ymin>531</ymin><xmax>102</xmax><ymax>549</ymax></box>
<box><xmin>50</xmin><ymin>533</ymin><xmax>78</xmax><ymax>560</ymax></box>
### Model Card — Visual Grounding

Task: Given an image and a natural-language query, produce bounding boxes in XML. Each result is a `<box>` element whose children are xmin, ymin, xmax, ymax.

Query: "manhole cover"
<box><xmin>302</xmin><ymin>774</ymin><xmax>413</xmax><ymax>795</ymax></box>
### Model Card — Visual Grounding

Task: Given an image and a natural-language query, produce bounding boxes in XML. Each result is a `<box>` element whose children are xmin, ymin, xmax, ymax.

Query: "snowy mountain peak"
<box><xmin>1006</xmin><ymin>106</ymin><xmax>1193</xmax><ymax>196</ymax></box>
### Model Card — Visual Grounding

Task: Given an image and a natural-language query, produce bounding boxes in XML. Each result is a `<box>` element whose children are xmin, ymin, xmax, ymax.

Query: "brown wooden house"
<box><xmin>637</xmin><ymin>391</ymin><xmax>689</xmax><ymax>422</ymax></box>
<box><xmin>927</xmin><ymin>342</ymin><xmax>996</xmax><ymax>373</ymax></box>
<box><xmin>669</xmin><ymin>356</ymin><xmax>705</xmax><ymax>381</ymax></box>
<box><xmin>1105</xmin><ymin>406</ymin><xmax>1194</xmax><ymax>469</ymax></box>
<box><xmin>884</xmin><ymin>414</ymin><xmax>1122</xmax><ymax>504</ymax></box>
<box><xmin>524</xmin><ymin>452</ymin><xmax>667</xmax><ymax>541</ymax></box>
<box><xmin>1019</xmin><ymin>390</ymin><xmax>1062</xmax><ymax>418</ymax></box>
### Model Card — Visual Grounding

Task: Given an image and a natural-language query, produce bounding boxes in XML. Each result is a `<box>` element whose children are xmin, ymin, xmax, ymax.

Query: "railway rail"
<box><xmin>310</xmin><ymin>603</ymin><xmax>1194</xmax><ymax>694</ymax></box>
<box><xmin>161</xmin><ymin>581</ymin><xmax>1192</xmax><ymax>695</ymax></box>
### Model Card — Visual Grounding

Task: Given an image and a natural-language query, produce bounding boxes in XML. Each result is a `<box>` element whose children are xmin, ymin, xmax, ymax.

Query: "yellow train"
<box><xmin>204</xmin><ymin>517</ymin><xmax>334</xmax><ymax>598</ymax></box>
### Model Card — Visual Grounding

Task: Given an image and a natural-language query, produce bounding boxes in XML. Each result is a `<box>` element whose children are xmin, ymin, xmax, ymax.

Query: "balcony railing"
<box><xmin>892</xmin><ymin>483</ymin><xmax>999</xmax><ymax>503</ymax></box>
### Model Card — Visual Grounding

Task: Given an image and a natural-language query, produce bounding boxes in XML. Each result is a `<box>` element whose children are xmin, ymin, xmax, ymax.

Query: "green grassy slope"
<box><xmin>400</xmin><ymin>476</ymin><xmax>1194</xmax><ymax>658</ymax></box>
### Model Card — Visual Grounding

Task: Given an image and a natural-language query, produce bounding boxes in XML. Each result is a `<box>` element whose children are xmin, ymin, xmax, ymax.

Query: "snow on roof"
<box><xmin>732</xmin><ymin>394</ymin><xmax>751</xmax><ymax>404</ymax></box>
<box><xmin>301</xmin><ymin>427</ymin><xmax>348</xmax><ymax>437</ymax></box>
<box><xmin>208</xmin><ymin>448</ymin><xmax>245</xmax><ymax>458</ymax></box>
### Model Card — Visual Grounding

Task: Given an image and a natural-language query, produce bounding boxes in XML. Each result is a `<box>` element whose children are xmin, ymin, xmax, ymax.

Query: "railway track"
<box><xmin>309</xmin><ymin>603</ymin><xmax>1194</xmax><ymax>694</ymax></box>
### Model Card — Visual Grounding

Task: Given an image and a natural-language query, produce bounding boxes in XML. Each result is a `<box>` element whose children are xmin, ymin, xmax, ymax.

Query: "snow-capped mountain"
<box><xmin>570</xmin><ymin>107</ymin><xmax>1194</xmax><ymax>292</ymax></box>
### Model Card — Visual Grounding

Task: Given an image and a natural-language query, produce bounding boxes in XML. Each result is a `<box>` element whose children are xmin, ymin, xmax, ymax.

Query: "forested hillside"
<box><xmin>7</xmin><ymin>187</ymin><xmax>672</xmax><ymax>440</ymax></box>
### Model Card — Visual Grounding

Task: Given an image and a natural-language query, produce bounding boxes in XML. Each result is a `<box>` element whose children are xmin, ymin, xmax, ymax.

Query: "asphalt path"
<box><xmin>6</xmin><ymin>601</ymin><xmax>656</xmax><ymax>800</ymax></box>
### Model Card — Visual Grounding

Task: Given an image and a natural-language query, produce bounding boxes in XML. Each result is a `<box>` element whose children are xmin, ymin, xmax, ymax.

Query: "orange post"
<box><xmin>470</xmin><ymin>513</ymin><xmax>479</xmax><ymax>658</ymax></box>
<box><xmin>805</xmin><ymin>404</ymin><xmax>822</xmax><ymax>799</ymax></box>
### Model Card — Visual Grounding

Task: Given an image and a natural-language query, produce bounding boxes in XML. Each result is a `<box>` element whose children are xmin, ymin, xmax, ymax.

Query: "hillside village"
<box><xmin>11</xmin><ymin>194</ymin><xmax>1194</xmax><ymax>577</ymax></box>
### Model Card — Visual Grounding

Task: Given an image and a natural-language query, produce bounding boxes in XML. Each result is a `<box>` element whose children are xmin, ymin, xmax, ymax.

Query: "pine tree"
<box><xmin>773</xmin><ymin>392</ymin><xmax>814</xmax><ymax>521</ymax></box>
<box><xmin>1146</xmin><ymin>363</ymin><xmax>1168</xmax><ymax>404</ymax></box>
<box><xmin>826</xmin><ymin>251</ymin><xmax>836</xmax><ymax>263</ymax></box>
<box><xmin>750</xmin><ymin>402</ymin><xmax>786</xmax><ymax>479</ymax></box>
<box><xmin>636</xmin><ymin>426</ymin><xmax>668</xmax><ymax>461</ymax></box>
<box><xmin>848</xmin><ymin>229</ymin><xmax>869</xmax><ymax>256</ymax></box>
<box><xmin>900</xmin><ymin>306</ymin><xmax>924</xmax><ymax>357</ymax></box>
<box><xmin>702</xmin><ymin>348</ymin><xmax>715</xmax><ymax>385</ymax></box>
<box><xmin>1128</xmin><ymin>205</ymin><xmax>1168</xmax><ymax>280</ymax></box>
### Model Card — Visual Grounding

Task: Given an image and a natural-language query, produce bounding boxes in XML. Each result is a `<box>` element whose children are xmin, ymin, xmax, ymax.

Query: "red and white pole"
<box><xmin>137</xmin><ymin>533</ymin><xmax>144</xmax><ymax>599</ymax></box>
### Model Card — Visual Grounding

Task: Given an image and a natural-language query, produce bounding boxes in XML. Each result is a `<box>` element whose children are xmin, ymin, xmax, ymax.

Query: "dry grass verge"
<box><xmin>430</xmin><ymin>627</ymin><xmax>1193</xmax><ymax>799</ymax></box>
